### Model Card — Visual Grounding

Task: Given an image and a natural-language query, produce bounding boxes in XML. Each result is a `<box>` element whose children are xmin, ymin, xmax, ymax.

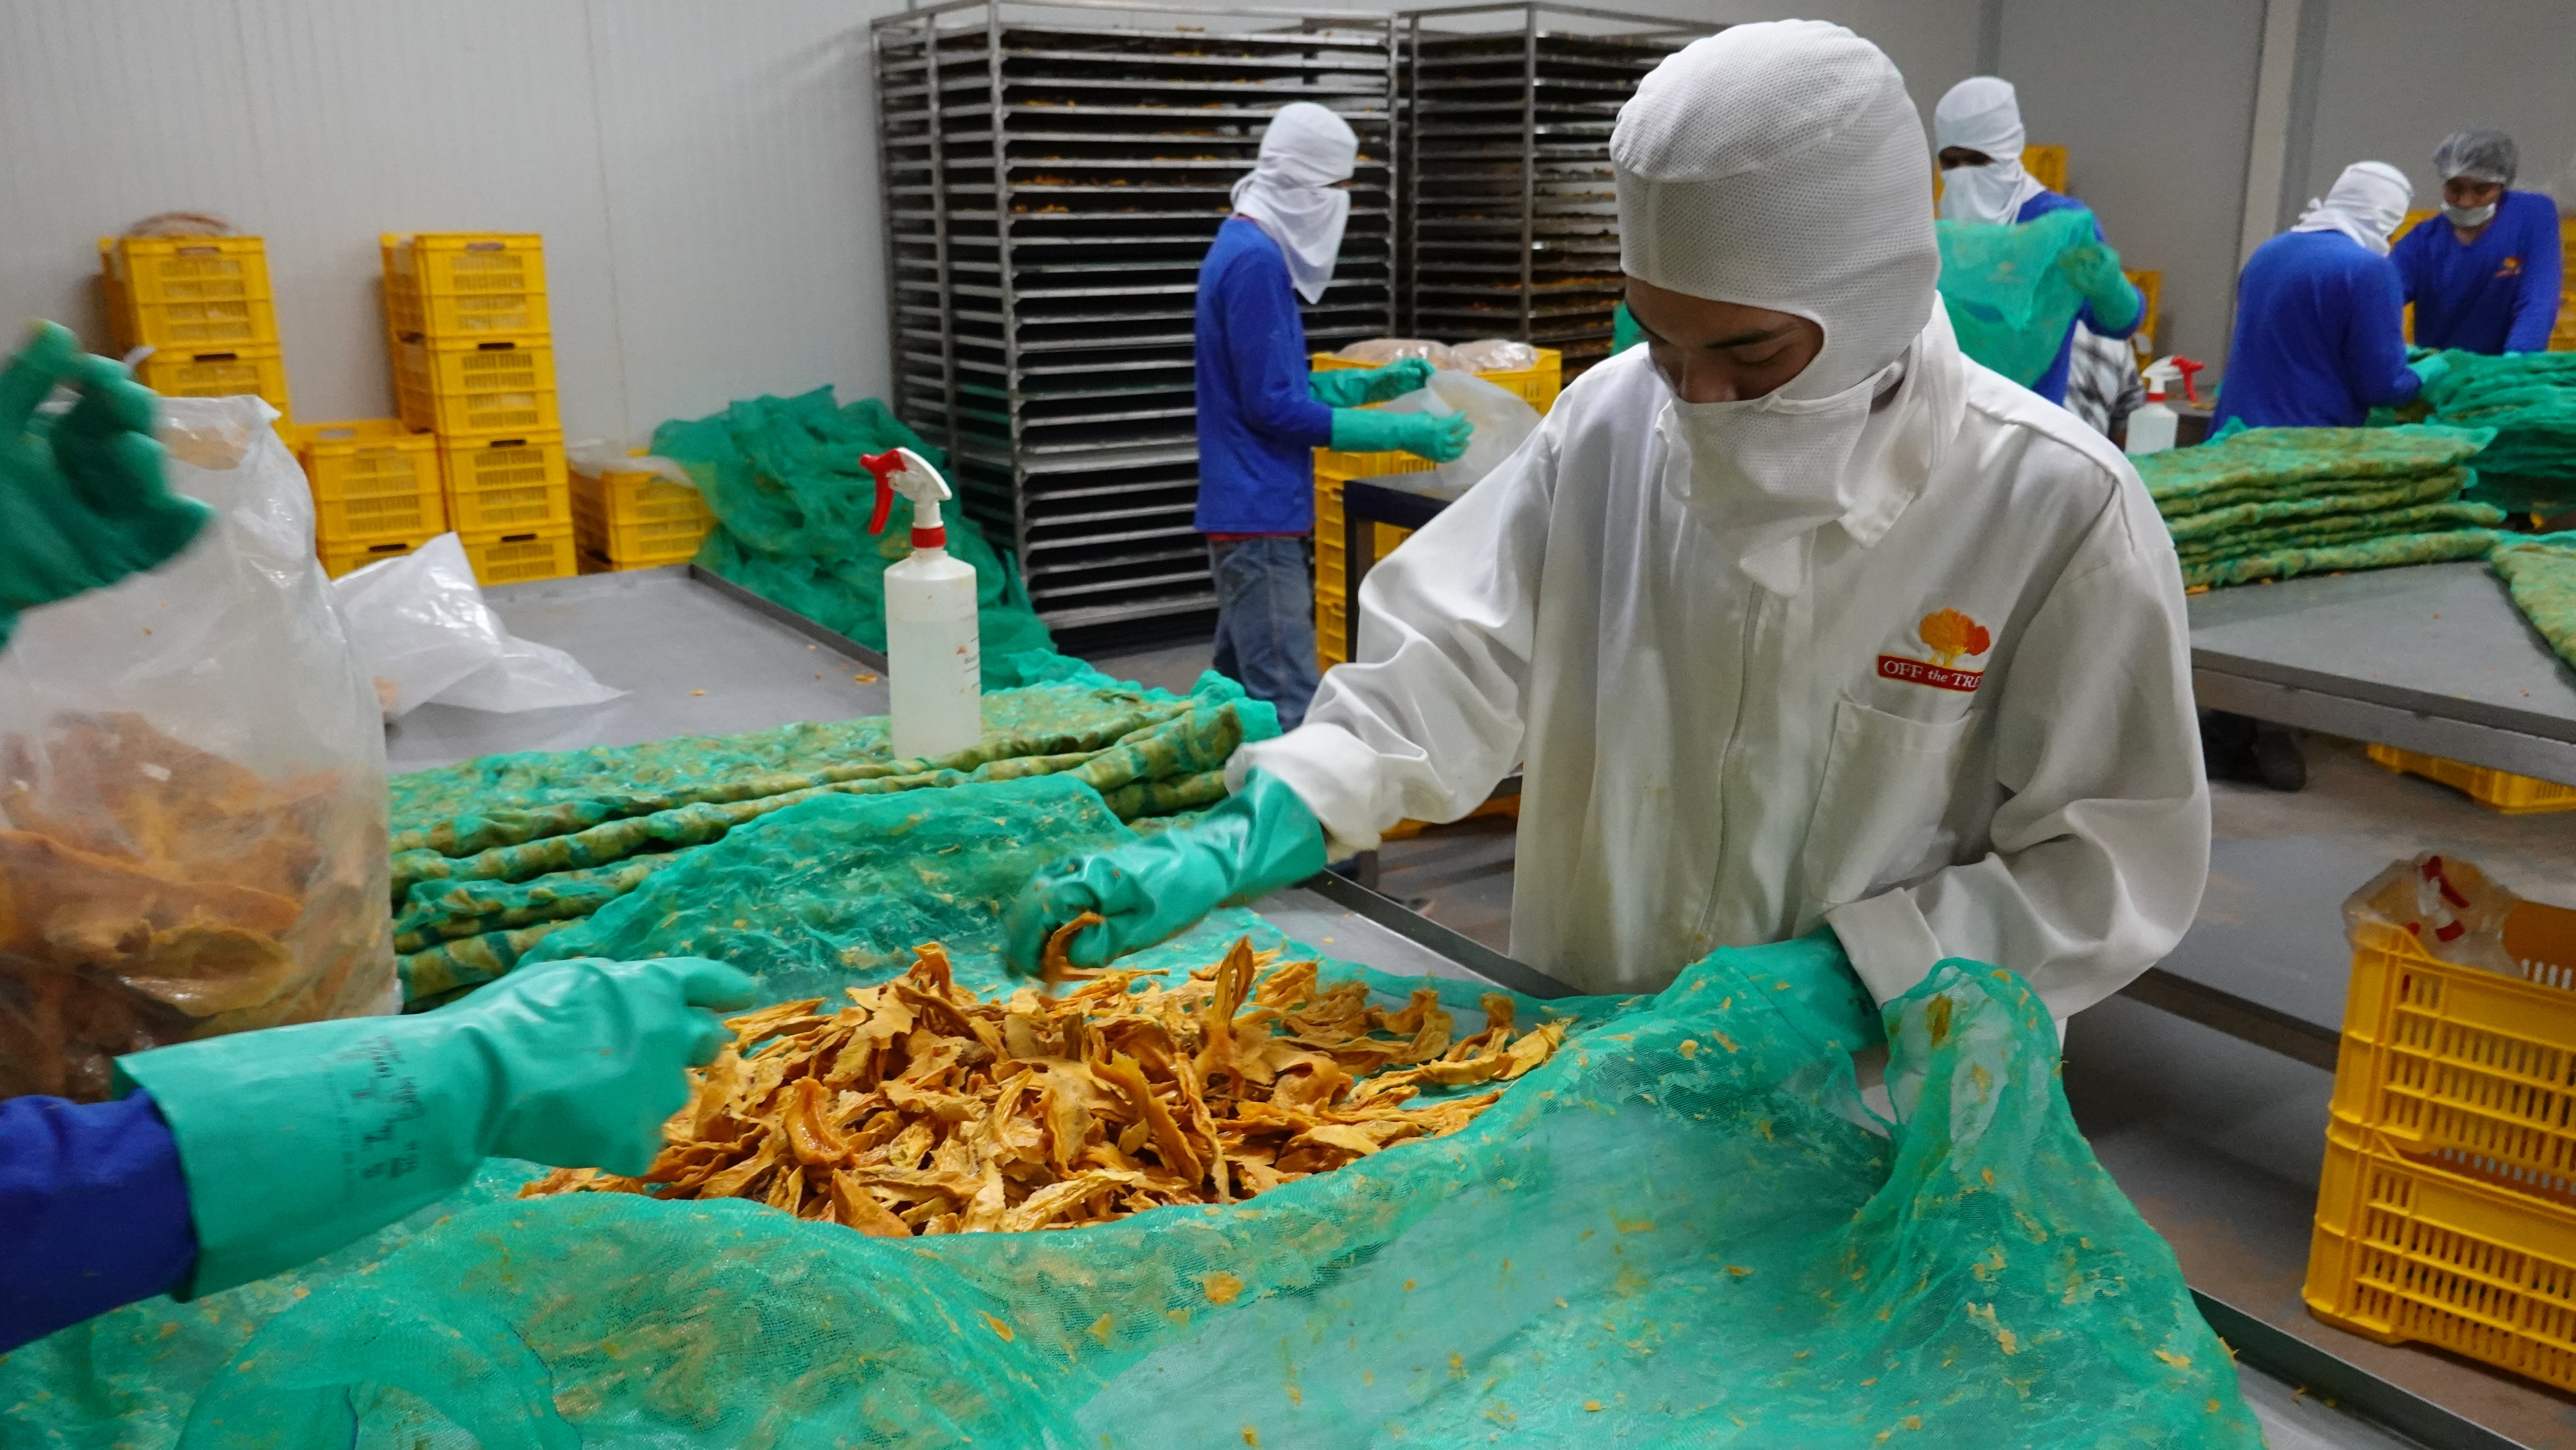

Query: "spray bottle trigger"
<box><xmin>860</xmin><ymin>449</ymin><xmax>904</xmax><ymax>535</ymax></box>
<box><xmin>2171</xmin><ymin>357</ymin><xmax>2207</xmax><ymax>406</ymax></box>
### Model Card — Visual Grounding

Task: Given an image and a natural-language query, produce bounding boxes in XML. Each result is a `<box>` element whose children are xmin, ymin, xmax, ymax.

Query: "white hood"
<box><xmin>2291</xmin><ymin>161</ymin><xmax>2413</xmax><ymax>256</ymax></box>
<box><xmin>1933</xmin><ymin>76</ymin><xmax>2047</xmax><ymax>225</ymax></box>
<box><xmin>1612</xmin><ymin>20</ymin><xmax>1946</xmax><ymax>593</ymax></box>
<box><xmin>1230</xmin><ymin>102</ymin><xmax>1358</xmax><ymax>304</ymax></box>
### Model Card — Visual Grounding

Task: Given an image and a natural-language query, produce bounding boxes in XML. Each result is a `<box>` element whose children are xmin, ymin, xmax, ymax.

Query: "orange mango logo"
<box><xmin>1918</xmin><ymin>608</ymin><xmax>1992</xmax><ymax>668</ymax></box>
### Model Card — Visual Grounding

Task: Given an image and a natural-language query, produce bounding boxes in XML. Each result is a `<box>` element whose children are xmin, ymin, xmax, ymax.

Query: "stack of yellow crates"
<box><xmin>572</xmin><ymin>457</ymin><xmax>714</xmax><ymax>572</ymax></box>
<box><xmin>383</xmin><ymin>233</ymin><xmax>573</xmax><ymax>586</ymax></box>
<box><xmin>99</xmin><ymin>234</ymin><xmax>292</xmax><ymax>418</ymax></box>
<box><xmin>293</xmin><ymin>419</ymin><xmax>447</xmax><ymax>579</ymax></box>
<box><xmin>1309</xmin><ymin>348</ymin><xmax>1562</xmax><ymax>669</ymax></box>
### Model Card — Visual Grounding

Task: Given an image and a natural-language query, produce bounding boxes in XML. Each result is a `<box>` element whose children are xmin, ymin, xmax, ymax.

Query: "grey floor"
<box><xmin>1087</xmin><ymin>637</ymin><xmax>2576</xmax><ymax>1447</ymax></box>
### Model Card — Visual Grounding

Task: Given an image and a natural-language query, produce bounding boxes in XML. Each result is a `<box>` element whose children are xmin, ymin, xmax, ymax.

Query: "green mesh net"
<box><xmin>2133</xmin><ymin>424</ymin><xmax>2505</xmax><ymax>588</ymax></box>
<box><xmin>2490</xmin><ymin>532</ymin><xmax>2576</xmax><ymax>669</ymax></box>
<box><xmin>385</xmin><ymin>670</ymin><xmax>1275</xmax><ymax>1007</ymax></box>
<box><xmin>2417</xmin><ymin>350</ymin><xmax>2576</xmax><ymax>513</ymax></box>
<box><xmin>0</xmin><ymin>766</ymin><xmax>2260</xmax><ymax>1447</ymax></box>
<box><xmin>1935</xmin><ymin>207</ymin><xmax>2099</xmax><ymax>387</ymax></box>
<box><xmin>652</xmin><ymin>387</ymin><xmax>1063</xmax><ymax>687</ymax></box>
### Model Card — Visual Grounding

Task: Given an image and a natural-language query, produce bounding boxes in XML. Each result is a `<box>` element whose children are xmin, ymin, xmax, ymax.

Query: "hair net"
<box><xmin>1229</xmin><ymin>102</ymin><xmax>1357</xmax><ymax>304</ymax></box>
<box><xmin>2290</xmin><ymin>160</ymin><xmax>2413</xmax><ymax>256</ymax></box>
<box><xmin>1612</xmin><ymin>20</ymin><xmax>1936</xmax><ymax>401</ymax></box>
<box><xmin>1932</xmin><ymin>76</ymin><xmax>2045</xmax><ymax>225</ymax></box>
<box><xmin>2433</xmin><ymin>127</ymin><xmax>2517</xmax><ymax>186</ymax></box>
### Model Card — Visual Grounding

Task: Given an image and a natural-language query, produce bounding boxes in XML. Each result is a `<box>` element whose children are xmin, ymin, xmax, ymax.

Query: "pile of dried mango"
<box><xmin>522</xmin><ymin>936</ymin><xmax>1567</xmax><ymax>1234</ymax></box>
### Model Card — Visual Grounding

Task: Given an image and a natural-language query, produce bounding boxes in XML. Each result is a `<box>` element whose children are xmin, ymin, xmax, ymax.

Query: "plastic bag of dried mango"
<box><xmin>0</xmin><ymin>775</ymin><xmax>2257</xmax><ymax>1448</ymax></box>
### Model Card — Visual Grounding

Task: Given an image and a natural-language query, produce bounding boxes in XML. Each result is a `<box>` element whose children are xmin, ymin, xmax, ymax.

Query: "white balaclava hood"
<box><xmin>1933</xmin><ymin>77</ymin><xmax>2045</xmax><ymax>225</ymax></box>
<box><xmin>2291</xmin><ymin>161</ymin><xmax>2413</xmax><ymax>256</ymax></box>
<box><xmin>1615</xmin><ymin>20</ymin><xmax>1944</xmax><ymax>593</ymax></box>
<box><xmin>1231</xmin><ymin>102</ymin><xmax>1358</xmax><ymax>304</ymax></box>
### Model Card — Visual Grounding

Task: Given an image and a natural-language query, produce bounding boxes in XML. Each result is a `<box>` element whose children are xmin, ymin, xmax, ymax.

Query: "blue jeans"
<box><xmin>1208</xmin><ymin>536</ymin><xmax>1320</xmax><ymax>732</ymax></box>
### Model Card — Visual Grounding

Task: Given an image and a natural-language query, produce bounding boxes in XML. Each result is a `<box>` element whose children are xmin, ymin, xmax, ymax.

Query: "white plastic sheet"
<box><xmin>332</xmin><ymin>533</ymin><xmax>624</xmax><ymax>718</ymax></box>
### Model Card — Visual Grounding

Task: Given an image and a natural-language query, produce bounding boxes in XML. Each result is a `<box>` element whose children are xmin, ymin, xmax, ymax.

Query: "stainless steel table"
<box><xmin>2190</xmin><ymin>561</ymin><xmax>2576</xmax><ymax>788</ymax></box>
<box><xmin>386</xmin><ymin>566</ymin><xmax>891</xmax><ymax>774</ymax></box>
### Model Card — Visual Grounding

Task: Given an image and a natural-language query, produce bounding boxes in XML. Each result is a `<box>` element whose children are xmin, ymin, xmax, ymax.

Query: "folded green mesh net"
<box><xmin>653</xmin><ymin>387</ymin><xmax>1064</xmax><ymax>688</ymax></box>
<box><xmin>0</xmin><ymin>766</ymin><xmax>2260</xmax><ymax>1448</ymax></box>
<box><xmin>387</xmin><ymin>669</ymin><xmax>1275</xmax><ymax>1006</ymax></box>
<box><xmin>2417</xmin><ymin>350</ymin><xmax>2576</xmax><ymax>513</ymax></box>
<box><xmin>1935</xmin><ymin>207</ymin><xmax>2098</xmax><ymax>387</ymax></box>
<box><xmin>2134</xmin><ymin>424</ymin><xmax>2505</xmax><ymax>588</ymax></box>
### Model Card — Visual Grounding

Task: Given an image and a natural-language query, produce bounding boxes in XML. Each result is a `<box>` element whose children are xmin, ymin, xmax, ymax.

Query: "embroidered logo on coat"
<box><xmin>2498</xmin><ymin>256</ymin><xmax>2524</xmax><ymax>279</ymax></box>
<box><xmin>1877</xmin><ymin>608</ymin><xmax>1993</xmax><ymax>693</ymax></box>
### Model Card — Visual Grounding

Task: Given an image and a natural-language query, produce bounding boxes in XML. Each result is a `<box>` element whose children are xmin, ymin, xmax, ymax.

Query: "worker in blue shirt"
<box><xmin>2212</xmin><ymin>161</ymin><xmax>2446</xmax><ymax>431</ymax></box>
<box><xmin>0</xmin><ymin>322</ymin><xmax>758</xmax><ymax>1354</ymax></box>
<box><xmin>1932</xmin><ymin>77</ymin><xmax>2144</xmax><ymax>405</ymax></box>
<box><xmin>2391</xmin><ymin>128</ymin><xmax>2564</xmax><ymax>355</ymax></box>
<box><xmin>1197</xmin><ymin>101</ymin><xmax>1469</xmax><ymax>730</ymax></box>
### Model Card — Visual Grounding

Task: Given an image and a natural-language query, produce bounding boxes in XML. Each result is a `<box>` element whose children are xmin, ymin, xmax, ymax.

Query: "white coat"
<box><xmin>1234</xmin><ymin>316</ymin><xmax>2210</xmax><ymax>1015</ymax></box>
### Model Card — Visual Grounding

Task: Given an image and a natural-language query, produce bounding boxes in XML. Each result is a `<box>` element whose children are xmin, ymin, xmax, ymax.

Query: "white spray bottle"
<box><xmin>2125</xmin><ymin>356</ymin><xmax>2184</xmax><ymax>456</ymax></box>
<box><xmin>862</xmin><ymin>446</ymin><xmax>982</xmax><ymax>759</ymax></box>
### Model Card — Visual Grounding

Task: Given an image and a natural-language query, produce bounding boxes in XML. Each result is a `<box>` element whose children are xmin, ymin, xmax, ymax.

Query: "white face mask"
<box><xmin>2444</xmin><ymin>201</ymin><xmax>2498</xmax><ymax>229</ymax></box>
<box><xmin>1657</xmin><ymin>345</ymin><xmax>1904</xmax><ymax>591</ymax></box>
<box><xmin>1937</xmin><ymin>161</ymin><xmax>2026</xmax><ymax>226</ymax></box>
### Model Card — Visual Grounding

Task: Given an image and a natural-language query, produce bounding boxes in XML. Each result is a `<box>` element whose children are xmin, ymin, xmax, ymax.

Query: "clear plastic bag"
<box><xmin>333</xmin><ymin>532</ymin><xmax>624</xmax><ymax>718</ymax></box>
<box><xmin>2343</xmin><ymin>851</ymin><xmax>2521</xmax><ymax>977</ymax></box>
<box><xmin>1336</xmin><ymin>337</ymin><xmax>1461</xmax><ymax>370</ymax></box>
<box><xmin>1447</xmin><ymin>338</ymin><xmax>1539</xmax><ymax>372</ymax></box>
<box><xmin>1377</xmin><ymin>370</ymin><xmax>1544</xmax><ymax>497</ymax></box>
<box><xmin>0</xmin><ymin>396</ymin><xmax>397</xmax><ymax>1101</ymax></box>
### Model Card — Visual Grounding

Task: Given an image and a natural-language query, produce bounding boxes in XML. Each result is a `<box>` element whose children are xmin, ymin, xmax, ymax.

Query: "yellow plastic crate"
<box><xmin>459</xmin><ymin>523</ymin><xmax>577</xmax><ymax>586</ymax></box>
<box><xmin>2307</xmin><ymin>1118</ymin><xmax>2576</xmax><ymax>1393</ymax></box>
<box><xmin>441</xmin><ymin>433</ymin><xmax>569</xmax><ymax>532</ymax></box>
<box><xmin>2367</xmin><ymin>743</ymin><xmax>2576</xmax><ymax>814</ymax></box>
<box><xmin>2307</xmin><ymin>890</ymin><xmax>2576</xmax><ymax>1389</ymax></box>
<box><xmin>293</xmin><ymin>419</ymin><xmax>444</xmax><ymax>542</ymax></box>
<box><xmin>571</xmin><ymin>466</ymin><xmax>712</xmax><ymax>528</ymax></box>
<box><xmin>318</xmin><ymin>533</ymin><xmax>436</xmax><ymax>580</ymax></box>
<box><xmin>571</xmin><ymin>484</ymin><xmax>708</xmax><ymax>565</ymax></box>
<box><xmin>2332</xmin><ymin>894</ymin><xmax>2576</xmax><ymax>1187</ymax></box>
<box><xmin>137</xmin><ymin>346</ymin><xmax>290</xmax><ymax>418</ymax></box>
<box><xmin>393</xmin><ymin>335</ymin><xmax>559</xmax><ymax>436</ymax></box>
<box><xmin>101</xmin><ymin>235</ymin><xmax>271</xmax><ymax>306</ymax></box>
<box><xmin>382</xmin><ymin>233</ymin><xmax>549</xmax><ymax>336</ymax></box>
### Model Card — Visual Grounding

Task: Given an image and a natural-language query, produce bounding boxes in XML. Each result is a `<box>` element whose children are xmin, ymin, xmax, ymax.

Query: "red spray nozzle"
<box><xmin>860</xmin><ymin>449</ymin><xmax>904</xmax><ymax>535</ymax></box>
<box><xmin>2171</xmin><ymin>357</ymin><xmax>2206</xmax><ymax>406</ymax></box>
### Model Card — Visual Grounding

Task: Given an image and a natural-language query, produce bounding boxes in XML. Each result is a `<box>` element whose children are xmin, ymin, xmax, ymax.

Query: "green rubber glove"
<box><xmin>0</xmin><ymin>322</ymin><xmax>210</xmax><ymax>650</ymax></box>
<box><xmin>1612</xmin><ymin>300</ymin><xmax>1644</xmax><ymax>354</ymax></box>
<box><xmin>2054</xmin><ymin>243</ymin><xmax>2142</xmax><ymax>333</ymax></box>
<box><xmin>2409</xmin><ymin>351</ymin><xmax>2454</xmax><ymax>393</ymax></box>
<box><xmin>1002</xmin><ymin>769</ymin><xmax>1328</xmax><ymax>977</ymax></box>
<box><xmin>114</xmin><ymin>955</ymin><xmax>757</xmax><ymax>1297</ymax></box>
<box><xmin>1309</xmin><ymin>357</ymin><xmax>1433</xmax><ymax>408</ymax></box>
<box><xmin>1330</xmin><ymin>406</ymin><xmax>1473</xmax><ymax>464</ymax></box>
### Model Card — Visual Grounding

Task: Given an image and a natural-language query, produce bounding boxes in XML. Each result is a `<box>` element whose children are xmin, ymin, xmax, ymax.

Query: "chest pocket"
<box><xmin>1800</xmin><ymin>695</ymin><xmax>1975</xmax><ymax>910</ymax></box>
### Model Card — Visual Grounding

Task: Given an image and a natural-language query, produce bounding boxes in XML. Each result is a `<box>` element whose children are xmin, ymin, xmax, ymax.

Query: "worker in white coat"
<box><xmin>1005</xmin><ymin>21</ymin><xmax>2208</xmax><ymax>1023</ymax></box>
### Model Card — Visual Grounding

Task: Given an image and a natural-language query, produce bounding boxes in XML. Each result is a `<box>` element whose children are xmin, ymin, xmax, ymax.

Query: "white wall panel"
<box><xmin>2296</xmin><ymin>1</ymin><xmax>2576</xmax><ymax>214</ymax></box>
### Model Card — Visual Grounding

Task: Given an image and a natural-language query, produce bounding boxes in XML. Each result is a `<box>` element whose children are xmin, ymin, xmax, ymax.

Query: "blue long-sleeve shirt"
<box><xmin>2018</xmin><ymin>189</ymin><xmax>2144</xmax><ymax>406</ymax></box>
<box><xmin>2211</xmin><ymin>229</ymin><xmax>2423</xmax><ymax>432</ymax></box>
<box><xmin>1</xmin><ymin>1090</ymin><xmax>197</xmax><ymax>1352</ymax></box>
<box><xmin>2392</xmin><ymin>189</ymin><xmax>2564</xmax><ymax>354</ymax></box>
<box><xmin>1194</xmin><ymin>218</ymin><xmax>1334</xmax><ymax>535</ymax></box>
